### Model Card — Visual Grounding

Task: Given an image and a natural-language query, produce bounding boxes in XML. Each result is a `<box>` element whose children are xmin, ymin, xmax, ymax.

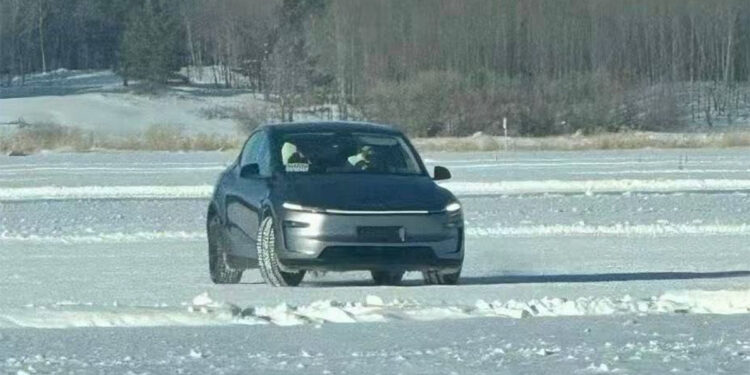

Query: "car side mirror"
<box><xmin>433</xmin><ymin>166</ymin><xmax>451</xmax><ymax>181</ymax></box>
<box><xmin>240</xmin><ymin>163</ymin><xmax>260</xmax><ymax>178</ymax></box>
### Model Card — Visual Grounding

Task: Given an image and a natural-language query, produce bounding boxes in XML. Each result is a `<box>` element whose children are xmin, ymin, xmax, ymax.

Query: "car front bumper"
<box><xmin>276</xmin><ymin>209</ymin><xmax>464</xmax><ymax>272</ymax></box>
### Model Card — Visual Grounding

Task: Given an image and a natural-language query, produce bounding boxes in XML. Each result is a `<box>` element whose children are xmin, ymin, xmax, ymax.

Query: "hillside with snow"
<box><xmin>0</xmin><ymin>69</ymin><xmax>272</xmax><ymax>136</ymax></box>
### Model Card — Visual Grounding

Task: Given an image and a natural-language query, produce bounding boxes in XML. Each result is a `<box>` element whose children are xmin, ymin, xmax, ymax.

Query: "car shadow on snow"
<box><xmin>275</xmin><ymin>271</ymin><xmax>750</xmax><ymax>287</ymax></box>
<box><xmin>302</xmin><ymin>278</ymin><xmax>425</xmax><ymax>287</ymax></box>
<box><xmin>458</xmin><ymin>270</ymin><xmax>750</xmax><ymax>285</ymax></box>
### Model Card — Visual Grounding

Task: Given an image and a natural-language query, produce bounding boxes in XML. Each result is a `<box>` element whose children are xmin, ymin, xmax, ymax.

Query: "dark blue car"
<box><xmin>207</xmin><ymin>122</ymin><xmax>464</xmax><ymax>286</ymax></box>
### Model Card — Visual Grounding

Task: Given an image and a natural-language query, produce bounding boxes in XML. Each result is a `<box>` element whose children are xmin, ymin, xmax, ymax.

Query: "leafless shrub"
<box><xmin>233</xmin><ymin>105</ymin><xmax>276</xmax><ymax>135</ymax></box>
<box><xmin>412</xmin><ymin>131</ymin><xmax>750</xmax><ymax>152</ymax></box>
<box><xmin>198</xmin><ymin>105</ymin><xmax>239</xmax><ymax>120</ymax></box>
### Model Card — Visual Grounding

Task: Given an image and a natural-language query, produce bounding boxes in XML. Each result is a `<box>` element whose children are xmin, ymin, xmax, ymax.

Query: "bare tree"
<box><xmin>37</xmin><ymin>0</ymin><xmax>47</xmax><ymax>73</ymax></box>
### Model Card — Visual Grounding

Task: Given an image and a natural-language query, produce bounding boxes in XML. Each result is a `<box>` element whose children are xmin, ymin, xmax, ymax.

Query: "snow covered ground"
<box><xmin>5</xmin><ymin>314</ymin><xmax>750</xmax><ymax>374</ymax></box>
<box><xmin>0</xmin><ymin>69</ymin><xmax>269</xmax><ymax>136</ymax></box>
<box><xmin>2</xmin><ymin>148</ymin><xmax>750</xmax><ymax>373</ymax></box>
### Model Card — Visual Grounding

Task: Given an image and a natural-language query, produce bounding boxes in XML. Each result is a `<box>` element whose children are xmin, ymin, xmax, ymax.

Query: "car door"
<box><xmin>224</xmin><ymin>131</ymin><xmax>272</xmax><ymax>259</ymax></box>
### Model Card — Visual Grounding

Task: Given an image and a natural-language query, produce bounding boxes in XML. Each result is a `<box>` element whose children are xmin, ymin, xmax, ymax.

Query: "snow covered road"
<box><xmin>2</xmin><ymin>148</ymin><xmax>750</xmax><ymax>373</ymax></box>
<box><xmin>5</xmin><ymin>314</ymin><xmax>750</xmax><ymax>374</ymax></box>
<box><xmin>6</xmin><ymin>314</ymin><xmax>750</xmax><ymax>374</ymax></box>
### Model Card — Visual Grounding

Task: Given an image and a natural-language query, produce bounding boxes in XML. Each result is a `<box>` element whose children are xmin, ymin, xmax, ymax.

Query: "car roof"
<box><xmin>259</xmin><ymin>121</ymin><xmax>402</xmax><ymax>135</ymax></box>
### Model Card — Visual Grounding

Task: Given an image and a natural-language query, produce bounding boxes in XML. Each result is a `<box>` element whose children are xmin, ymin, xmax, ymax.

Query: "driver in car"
<box><xmin>281</xmin><ymin>142</ymin><xmax>308</xmax><ymax>165</ymax></box>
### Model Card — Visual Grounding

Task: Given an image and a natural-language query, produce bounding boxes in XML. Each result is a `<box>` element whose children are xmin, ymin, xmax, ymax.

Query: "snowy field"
<box><xmin>0</xmin><ymin>69</ymin><xmax>268</xmax><ymax>136</ymax></box>
<box><xmin>2</xmin><ymin>148</ymin><xmax>750</xmax><ymax>373</ymax></box>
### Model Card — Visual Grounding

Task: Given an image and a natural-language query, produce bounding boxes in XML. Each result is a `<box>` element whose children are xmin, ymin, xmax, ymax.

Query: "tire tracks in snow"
<box><xmin>4</xmin><ymin>179</ymin><xmax>750</xmax><ymax>202</ymax></box>
<box><xmin>4</xmin><ymin>223</ymin><xmax>750</xmax><ymax>245</ymax></box>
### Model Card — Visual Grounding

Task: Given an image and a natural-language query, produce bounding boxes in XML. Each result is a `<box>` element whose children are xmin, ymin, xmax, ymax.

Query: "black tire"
<box><xmin>422</xmin><ymin>267</ymin><xmax>461</xmax><ymax>285</ymax></box>
<box><xmin>208</xmin><ymin>215</ymin><xmax>243</xmax><ymax>284</ymax></box>
<box><xmin>371</xmin><ymin>270</ymin><xmax>405</xmax><ymax>285</ymax></box>
<box><xmin>257</xmin><ymin>215</ymin><xmax>305</xmax><ymax>287</ymax></box>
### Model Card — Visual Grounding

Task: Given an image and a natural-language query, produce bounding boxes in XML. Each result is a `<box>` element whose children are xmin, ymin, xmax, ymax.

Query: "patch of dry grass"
<box><xmin>1</xmin><ymin>123</ymin><xmax>240</xmax><ymax>154</ymax></box>
<box><xmin>99</xmin><ymin>125</ymin><xmax>239</xmax><ymax>151</ymax></box>
<box><xmin>0</xmin><ymin>122</ymin><xmax>94</xmax><ymax>154</ymax></box>
<box><xmin>720</xmin><ymin>131</ymin><xmax>750</xmax><ymax>148</ymax></box>
<box><xmin>4</xmin><ymin>122</ymin><xmax>750</xmax><ymax>155</ymax></box>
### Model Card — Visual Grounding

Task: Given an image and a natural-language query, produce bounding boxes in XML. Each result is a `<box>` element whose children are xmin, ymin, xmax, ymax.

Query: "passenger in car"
<box><xmin>348</xmin><ymin>145</ymin><xmax>374</xmax><ymax>170</ymax></box>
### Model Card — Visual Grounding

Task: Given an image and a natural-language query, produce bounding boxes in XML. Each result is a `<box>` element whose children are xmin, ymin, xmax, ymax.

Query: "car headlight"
<box><xmin>284</xmin><ymin>202</ymin><xmax>436</xmax><ymax>215</ymax></box>
<box><xmin>283</xmin><ymin>202</ymin><xmax>305</xmax><ymax>211</ymax></box>
<box><xmin>445</xmin><ymin>202</ymin><xmax>461</xmax><ymax>213</ymax></box>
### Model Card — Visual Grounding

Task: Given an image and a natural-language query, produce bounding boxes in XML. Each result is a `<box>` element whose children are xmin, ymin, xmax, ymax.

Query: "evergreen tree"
<box><xmin>264</xmin><ymin>0</ymin><xmax>326</xmax><ymax>121</ymax></box>
<box><xmin>120</xmin><ymin>0</ymin><xmax>182</xmax><ymax>85</ymax></box>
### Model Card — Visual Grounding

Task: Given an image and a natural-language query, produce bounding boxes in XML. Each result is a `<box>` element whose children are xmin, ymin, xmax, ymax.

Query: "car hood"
<box><xmin>278</xmin><ymin>174</ymin><xmax>453</xmax><ymax>211</ymax></box>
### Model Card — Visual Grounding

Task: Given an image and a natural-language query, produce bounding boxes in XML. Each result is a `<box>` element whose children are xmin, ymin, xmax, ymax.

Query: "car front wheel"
<box><xmin>257</xmin><ymin>215</ymin><xmax>305</xmax><ymax>287</ymax></box>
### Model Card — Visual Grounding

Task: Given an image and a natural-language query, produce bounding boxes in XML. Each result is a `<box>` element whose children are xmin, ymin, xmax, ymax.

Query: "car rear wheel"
<box><xmin>371</xmin><ymin>270</ymin><xmax>405</xmax><ymax>286</ymax></box>
<box><xmin>422</xmin><ymin>267</ymin><xmax>461</xmax><ymax>285</ymax></box>
<box><xmin>257</xmin><ymin>215</ymin><xmax>305</xmax><ymax>287</ymax></box>
<box><xmin>208</xmin><ymin>215</ymin><xmax>243</xmax><ymax>284</ymax></box>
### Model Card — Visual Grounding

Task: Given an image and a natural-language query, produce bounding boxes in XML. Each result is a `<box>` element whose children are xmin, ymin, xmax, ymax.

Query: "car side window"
<box><xmin>240</xmin><ymin>131</ymin><xmax>272</xmax><ymax>177</ymax></box>
<box><xmin>240</xmin><ymin>132</ymin><xmax>262</xmax><ymax>167</ymax></box>
<box><xmin>256</xmin><ymin>133</ymin><xmax>272</xmax><ymax>177</ymax></box>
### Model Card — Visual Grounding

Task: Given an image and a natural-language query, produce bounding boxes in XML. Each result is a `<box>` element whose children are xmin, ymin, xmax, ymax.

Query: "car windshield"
<box><xmin>276</xmin><ymin>132</ymin><xmax>422</xmax><ymax>175</ymax></box>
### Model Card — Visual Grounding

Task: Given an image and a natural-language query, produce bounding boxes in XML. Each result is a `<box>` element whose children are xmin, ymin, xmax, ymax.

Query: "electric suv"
<box><xmin>207</xmin><ymin>122</ymin><xmax>463</xmax><ymax>286</ymax></box>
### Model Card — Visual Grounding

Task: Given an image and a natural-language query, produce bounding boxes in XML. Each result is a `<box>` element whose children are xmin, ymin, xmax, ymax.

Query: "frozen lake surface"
<box><xmin>2</xmin><ymin>148</ymin><xmax>750</xmax><ymax>373</ymax></box>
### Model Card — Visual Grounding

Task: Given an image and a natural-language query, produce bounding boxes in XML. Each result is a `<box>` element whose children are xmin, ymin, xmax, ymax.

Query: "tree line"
<box><xmin>1</xmin><ymin>0</ymin><xmax>750</xmax><ymax>136</ymax></box>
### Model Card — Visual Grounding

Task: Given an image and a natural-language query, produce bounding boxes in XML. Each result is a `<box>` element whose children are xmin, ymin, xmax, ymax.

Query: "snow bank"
<box><xmin>3</xmin><ymin>289</ymin><xmax>750</xmax><ymax>329</ymax></box>
<box><xmin>0</xmin><ymin>306</ymin><xmax>242</xmax><ymax>329</ymax></box>
<box><xmin>442</xmin><ymin>179</ymin><xmax>750</xmax><ymax>196</ymax></box>
<box><xmin>466</xmin><ymin>223</ymin><xmax>750</xmax><ymax>237</ymax></box>
<box><xmin>0</xmin><ymin>185</ymin><xmax>213</xmax><ymax>202</ymax></box>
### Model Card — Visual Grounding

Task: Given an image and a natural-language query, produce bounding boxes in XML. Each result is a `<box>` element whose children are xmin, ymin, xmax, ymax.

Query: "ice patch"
<box><xmin>441</xmin><ymin>179</ymin><xmax>750</xmax><ymax>195</ymax></box>
<box><xmin>467</xmin><ymin>223</ymin><xmax>750</xmax><ymax>237</ymax></box>
<box><xmin>0</xmin><ymin>231</ymin><xmax>206</xmax><ymax>244</ymax></box>
<box><xmin>3</xmin><ymin>289</ymin><xmax>750</xmax><ymax>329</ymax></box>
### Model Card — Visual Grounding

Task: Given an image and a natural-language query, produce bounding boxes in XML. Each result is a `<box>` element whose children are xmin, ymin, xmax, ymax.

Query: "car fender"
<box><xmin>209</xmin><ymin>169</ymin><xmax>232</xmax><ymax>227</ymax></box>
<box><xmin>258</xmin><ymin>197</ymin><xmax>276</xmax><ymax>225</ymax></box>
<box><xmin>259</xmin><ymin>198</ymin><xmax>289</xmax><ymax>247</ymax></box>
